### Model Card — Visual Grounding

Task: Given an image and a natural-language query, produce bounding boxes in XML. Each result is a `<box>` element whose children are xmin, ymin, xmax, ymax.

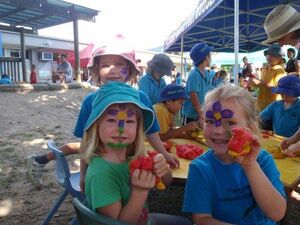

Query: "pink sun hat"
<box><xmin>87</xmin><ymin>34</ymin><xmax>140</xmax><ymax>81</ymax></box>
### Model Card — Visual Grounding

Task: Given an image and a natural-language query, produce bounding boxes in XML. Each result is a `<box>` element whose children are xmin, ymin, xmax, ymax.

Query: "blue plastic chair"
<box><xmin>42</xmin><ymin>140</ymin><xmax>84</xmax><ymax>225</ymax></box>
<box><xmin>73</xmin><ymin>198</ymin><xmax>132</xmax><ymax>225</ymax></box>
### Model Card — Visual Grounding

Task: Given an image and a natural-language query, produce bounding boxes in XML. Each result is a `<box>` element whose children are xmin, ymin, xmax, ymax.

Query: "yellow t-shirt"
<box><xmin>256</xmin><ymin>64</ymin><xmax>286</xmax><ymax>111</ymax></box>
<box><xmin>153</xmin><ymin>103</ymin><xmax>174</xmax><ymax>134</ymax></box>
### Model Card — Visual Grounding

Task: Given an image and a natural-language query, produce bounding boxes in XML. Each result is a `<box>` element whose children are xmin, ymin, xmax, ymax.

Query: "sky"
<box><xmin>38</xmin><ymin>0</ymin><xmax>199</xmax><ymax>50</ymax></box>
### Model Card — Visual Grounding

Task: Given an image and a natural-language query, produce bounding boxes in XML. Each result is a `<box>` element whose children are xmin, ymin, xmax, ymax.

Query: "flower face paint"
<box><xmin>104</xmin><ymin>107</ymin><xmax>136</xmax><ymax>149</ymax></box>
<box><xmin>205</xmin><ymin>100</ymin><xmax>234</xmax><ymax>127</ymax></box>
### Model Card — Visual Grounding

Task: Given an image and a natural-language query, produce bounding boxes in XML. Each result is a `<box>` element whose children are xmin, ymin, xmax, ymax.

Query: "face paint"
<box><xmin>106</xmin><ymin>108</ymin><xmax>135</xmax><ymax>149</ymax></box>
<box><xmin>205</xmin><ymin>100</ymin><xmax>234</xmax><ymax>127</ymax></box>
<box><xmin>120</xmin><ymin>67</ymin><xmax>130</xmax><ymax>81</ymax></box>
<box><xmin>107</xmin><ymin>142</ymin><xmax>130</xmax><ymax>149</ymax></box>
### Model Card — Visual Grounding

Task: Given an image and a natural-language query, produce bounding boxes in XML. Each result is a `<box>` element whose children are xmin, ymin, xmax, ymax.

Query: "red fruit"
<box><xmin>176</xmin><ymin>144</ymin><xmax>204</xmax><ymax>160</ymax></box>
<box><xmin>227</xmin><ymin>128</ymin><xmax>255</xmax><ymax>157</ymax></box>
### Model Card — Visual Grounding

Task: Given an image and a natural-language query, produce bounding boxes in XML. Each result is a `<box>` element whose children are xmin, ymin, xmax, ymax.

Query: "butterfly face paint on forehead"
<box><xmin>205</xmin><ymin>100</ymin><xmax>234</xmax><ymax>127</ymax></box>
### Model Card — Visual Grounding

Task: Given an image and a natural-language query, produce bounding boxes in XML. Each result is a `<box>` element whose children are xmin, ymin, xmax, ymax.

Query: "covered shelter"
<box><xmin>164</xmin><ymin>0</ymin><xmax>300</xmax><ymax>82</ymax></box>
<box><xmin>0</xmin><ymin>0</ymin><xmax>99</xmax><ymax>82</ymax></box>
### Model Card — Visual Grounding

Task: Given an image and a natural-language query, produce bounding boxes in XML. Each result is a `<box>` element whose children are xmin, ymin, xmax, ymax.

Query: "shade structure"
<box><xmin>164</xmin><ymin>0</ymin><xmax>300</xmax><ymax>53</ymax></box>
<box><xmin>69</xmin><ymin>43</ymin><xmax>95</xmax><ymax>68</ymax></box>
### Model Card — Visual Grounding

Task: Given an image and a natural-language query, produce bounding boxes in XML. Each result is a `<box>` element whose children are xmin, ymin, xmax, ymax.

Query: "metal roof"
<box><xmin>0</xmin><ymin>0</ymin><xmax>99</xmax><ymax>33</ymax></box>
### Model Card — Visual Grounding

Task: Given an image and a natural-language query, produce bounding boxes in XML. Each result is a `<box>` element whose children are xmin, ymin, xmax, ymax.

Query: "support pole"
<box><xmin>20</xmin><ymin>28</ymin><xmax>26</xmax><ymax>82</ymax></box>
<box><xmin>180</xmin><ymin>36</ymin><xmax>184</xmax><ymax>79</ymax></box>
<box><xmin>234</xmin><ymin>0</ymin><xmax>239</xmax><ymax>85</ymax></box>
<box><xmin>73</xmin><ymin>19</ymin><xmax>81</xmax><ymax>82</ymax></box>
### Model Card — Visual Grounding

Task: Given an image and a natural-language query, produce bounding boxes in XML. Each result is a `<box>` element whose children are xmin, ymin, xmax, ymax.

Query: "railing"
<box><xmin>0</xmin><ymin>57</ymin><xmax>22</xmax><ymax>82</ymax></box>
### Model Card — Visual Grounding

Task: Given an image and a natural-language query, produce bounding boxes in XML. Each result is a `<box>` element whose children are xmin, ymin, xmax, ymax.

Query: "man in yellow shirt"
<box><xmin>153</xmin><ymin>84</ymin><xmax>198</xmax><ymax>141</ymax></box>
<box><xmin>250</xmin><ymin>44</ymin><xmax>286</xmax><ymax>111</ymax></box>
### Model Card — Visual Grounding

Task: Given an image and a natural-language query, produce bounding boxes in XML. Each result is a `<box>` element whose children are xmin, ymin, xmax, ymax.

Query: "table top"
<box><xmin>144</xmin><ymin>132</ymin><xmax>300</xmax><ymax>188</ymax></box>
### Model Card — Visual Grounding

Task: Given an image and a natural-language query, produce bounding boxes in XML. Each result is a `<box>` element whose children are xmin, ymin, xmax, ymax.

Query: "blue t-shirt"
<box><xmin>183</xmin><ymin>150</ymin><xmax>285</xmax><ymax>225</ymax></box>
<box><xmin>74</xmin><ymin>89</ymin><xmax>160</xmax><ymax>138</ymax></box>
<box><xmin>138</xmin><ymin>73</ymin><xmax>166</xmax><ymax>105</ymax></box>
<box><xmin>182</xmin><ymin>68</ymin><xmax>214</xmax><ymax>119</ymax></box>
<box><xmin>259</xmin><ymin>99</ymin><xmax>300</xmax><ymax>137</ymax></box>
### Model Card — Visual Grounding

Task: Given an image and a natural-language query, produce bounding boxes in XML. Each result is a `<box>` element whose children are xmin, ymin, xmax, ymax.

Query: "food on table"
<box><xmin>163</xmin><ymin>141</ymin><xmax>172</xmax><ymax>152</ymax></box>
<box><xmin>271</xmin><ymin>152</ymin><xmax>286</xmax><ymax>159</ymax></box>
<box><xmin>176</xmin><ymin>144</ymin><xmax>204</xmax><ymax>160</ymax></box>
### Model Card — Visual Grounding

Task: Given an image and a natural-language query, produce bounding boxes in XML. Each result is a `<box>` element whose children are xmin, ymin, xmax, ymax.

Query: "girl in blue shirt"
<box><xmin>183</xmin><ymin>84</ymin><xmax>286</xmax><ymax>225</ymax></box>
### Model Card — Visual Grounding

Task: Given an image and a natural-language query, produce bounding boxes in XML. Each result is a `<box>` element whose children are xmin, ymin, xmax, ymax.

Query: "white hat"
<box><xmin>262</xmin><ymin>5</ymin><xmax>300</xmax><ymax>44</ymax></box>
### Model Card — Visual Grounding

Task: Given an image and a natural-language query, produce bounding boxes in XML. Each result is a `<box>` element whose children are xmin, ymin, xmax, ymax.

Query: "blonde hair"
<box><xmin>82</xmin><ymin>103</ymin><xmax>145</xmax><ymax>163</ymax></box>
<box><xmin>204</xmin><ymin>84</ymin><xmax>260</xmax><ymax>136</ymax></box>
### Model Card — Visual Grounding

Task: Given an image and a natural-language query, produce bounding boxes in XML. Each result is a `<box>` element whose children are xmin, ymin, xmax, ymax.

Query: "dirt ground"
<box><xmin>0</xmin><ymin>87</ymin><xmax>93</xmax><ymax>225</ymax></box>
<box><xmin>0</xmin><ymin>87</ymin><xmax>299</xmax><ymax>225</ymax></box>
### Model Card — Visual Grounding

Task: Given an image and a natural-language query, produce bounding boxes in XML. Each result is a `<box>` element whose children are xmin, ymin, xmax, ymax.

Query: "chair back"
<box><xmin>47</xmin><ymin>140</ymin><xmax>83</xmax><ymax>198</ymax></box>
<box><xmin>47</xmin><ymin>140</ymin><xmax>71</xmax><ymax>185</ymax></box>
<box><xmin>73</xmin><ymin>198</ymin><xmax>132</xmax><ymax>225</ymax></box>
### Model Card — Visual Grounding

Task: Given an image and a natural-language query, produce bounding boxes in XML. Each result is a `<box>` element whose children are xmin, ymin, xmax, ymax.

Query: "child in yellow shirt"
<box><xmin>153</xmin><ymin>84</ymin><xmax>198</xmax><ymax>141</ymax></box>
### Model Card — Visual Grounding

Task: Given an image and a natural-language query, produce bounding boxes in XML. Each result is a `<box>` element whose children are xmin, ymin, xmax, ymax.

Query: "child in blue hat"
<box><xmin>153</xmin><ymin>84</ymin><xmax>198</xmax><ymax>141</ymax></box>
<box><xmin>25</xmin><ymin>35</ymin><xmax>179</xmax><ymax>189</ymax></box>
<box><xmin>83</xmin><ymin>82</ymin><xmax>192</xmax><ymax>225</ymax></box>
<box><xmin>182</xmin><ymin>42</ymin><xmax>214</xmax><ymax>126</ymax></box>
<box><xmin>259</xmin><ymin>75</ymin><xmax>300</xmax><ymax>138</ymax></box>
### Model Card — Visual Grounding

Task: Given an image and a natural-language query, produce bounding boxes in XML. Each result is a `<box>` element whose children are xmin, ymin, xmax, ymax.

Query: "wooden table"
<box><xmin>144</xmin><ymin>132</ymin><xmax>300</xmax><ymax>189</ymax></box>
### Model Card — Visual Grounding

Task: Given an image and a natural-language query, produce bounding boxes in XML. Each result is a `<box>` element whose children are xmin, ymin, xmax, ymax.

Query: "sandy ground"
<box><xmin>0</xmin><ymin>87</ymin><xmax>299</xmax><ymax>225</ymax></box>
<box><xmin>0</xmin><ymin>87</ymin><xmax>93</xmax><ymax>225</ymax></box>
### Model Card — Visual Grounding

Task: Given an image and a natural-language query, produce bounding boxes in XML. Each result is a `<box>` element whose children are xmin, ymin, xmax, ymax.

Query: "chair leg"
<box><xmin>41</xmin><ymin>189</ymin><xmax>69</xmax><ymax>225</ymax></box>
<box><xmin>69</xmin><ymin>216</ymin><xmax>79</xmax><ymax>225</ymax></box>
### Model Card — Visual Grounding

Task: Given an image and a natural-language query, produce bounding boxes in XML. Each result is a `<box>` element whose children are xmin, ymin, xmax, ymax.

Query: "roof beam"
<box><xmin>0</xmin><ymin>7</ymin><xmax>24</xmax><ymax>19</ymax></box>
<box><xmin>0</xmin><ymin>24</ymin><xmax>34</xmax><ymax>34</ymax></box>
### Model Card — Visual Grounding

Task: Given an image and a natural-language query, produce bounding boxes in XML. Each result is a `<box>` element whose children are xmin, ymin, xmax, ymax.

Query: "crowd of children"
<box><xmin>23</xmin><ymin>4</ymin><xmax>300</xmax><ymax>225</ymax></box>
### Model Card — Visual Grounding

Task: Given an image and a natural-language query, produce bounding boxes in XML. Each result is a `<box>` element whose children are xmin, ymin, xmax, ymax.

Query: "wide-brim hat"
<box><xmin>262</xmin><ymin>5</ymin><xmax>300</xmax><ymax>44</ymax></box>
<box><xmin>84</xmin><ymin>82</ymin><xmax>155</xmax><ymax>133</ymax></box>
<box><xmin>272</xmin><ymin>75</ymin><xmax>300</xmax><ymax>97</ymax></box>
<box><xmin>87</xmin><ymin>35</ymin><xmax>140</xmax><ymax>81</ymax></box>
<box><xmin>190</xmin><ymin>42</ymin><xmax>213</xmax><ymax>66</ymax></box>
<box><xmin>147</xmin><ymin>54</ymin><xmax>174</xmax><ymax>76</ymax></box>
<box><xmin>159</xmin><ymin>84</ymin><xmax>189</xmax><ymax>102</ymax></box>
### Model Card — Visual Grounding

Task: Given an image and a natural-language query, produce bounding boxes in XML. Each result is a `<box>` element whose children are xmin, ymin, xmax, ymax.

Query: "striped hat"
<box><xmin>262</xmin><ymin>5</ymin><xmax>300</xmax><ymax>44</ymax></box>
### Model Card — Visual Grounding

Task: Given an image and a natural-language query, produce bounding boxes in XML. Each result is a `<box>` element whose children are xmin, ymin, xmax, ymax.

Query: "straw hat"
<box><xmin>262</xmin><ymin>5</ymin><xmax>300</xmax><ymax>44</ymax></box>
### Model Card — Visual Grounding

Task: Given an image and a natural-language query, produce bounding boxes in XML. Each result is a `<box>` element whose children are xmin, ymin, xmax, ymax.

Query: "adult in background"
<box><xmin>52</xmin><ymin>53</ymin><xmax>73</xmax><ymax>83</ymax></box>
<box><xmin>138</xmin><ymin>54</ymin><xmax>174</xmax><ymax>104</ymax></box>
<box><xmin>286</xmin><ymin>48</ymin><xmax>299</xmax><ymax>75</ymax></box>
<box><xmin>249</xmin><ymin>44</ymin><xmax>286</xmax><ymax>112</ymax></box>
<box><xmin>182</xmin><ymin>42</ymin><xmax>214</xmax><ymax>126</ymax></box>
<box><xmin>263</xmin><ymin>5</ymin><xmax>300</xmax><ymax>73</ymax></box>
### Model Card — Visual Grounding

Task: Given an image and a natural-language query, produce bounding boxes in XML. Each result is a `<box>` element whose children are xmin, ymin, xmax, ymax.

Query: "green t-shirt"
<box><xmin>85</xmin><ymin>156</ymin><xmax>150</xmax><ymax>225</ymax></box>
<box><xmin>85</xmin><ymin>156</ymin><xmax>130</xmax><ymax>210</ymax></box>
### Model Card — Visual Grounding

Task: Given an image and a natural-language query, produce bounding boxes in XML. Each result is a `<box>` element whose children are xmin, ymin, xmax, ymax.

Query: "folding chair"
<box><xmin>42</xmin><ymin>140</ymin><xmax>84</xmax><ymax>225</ymax></box>
<box><xmin>73</xmin><ymin>198</ymin><xmax>132</xmax><ymax>225</ymax></box>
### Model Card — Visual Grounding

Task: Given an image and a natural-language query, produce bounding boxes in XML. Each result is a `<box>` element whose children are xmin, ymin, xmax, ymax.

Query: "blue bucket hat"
<box><xmin>159</xmin><ymin>84</ymin><xmax>189</xmax><ymax>102</ymax></box>
<box><xmin>272</xmin><ymin>75</ymin><xmax>300</xmax><ymax>97</ymax></box>
<box><xmin>190</xmin><ymin>42</ymin><xmax>213</xmax><ymax>66</ymax></box>
<box><xmin>84</xmin><ymin>82</ymin><xmax>155</xmax><ymax>133</ymax></box>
